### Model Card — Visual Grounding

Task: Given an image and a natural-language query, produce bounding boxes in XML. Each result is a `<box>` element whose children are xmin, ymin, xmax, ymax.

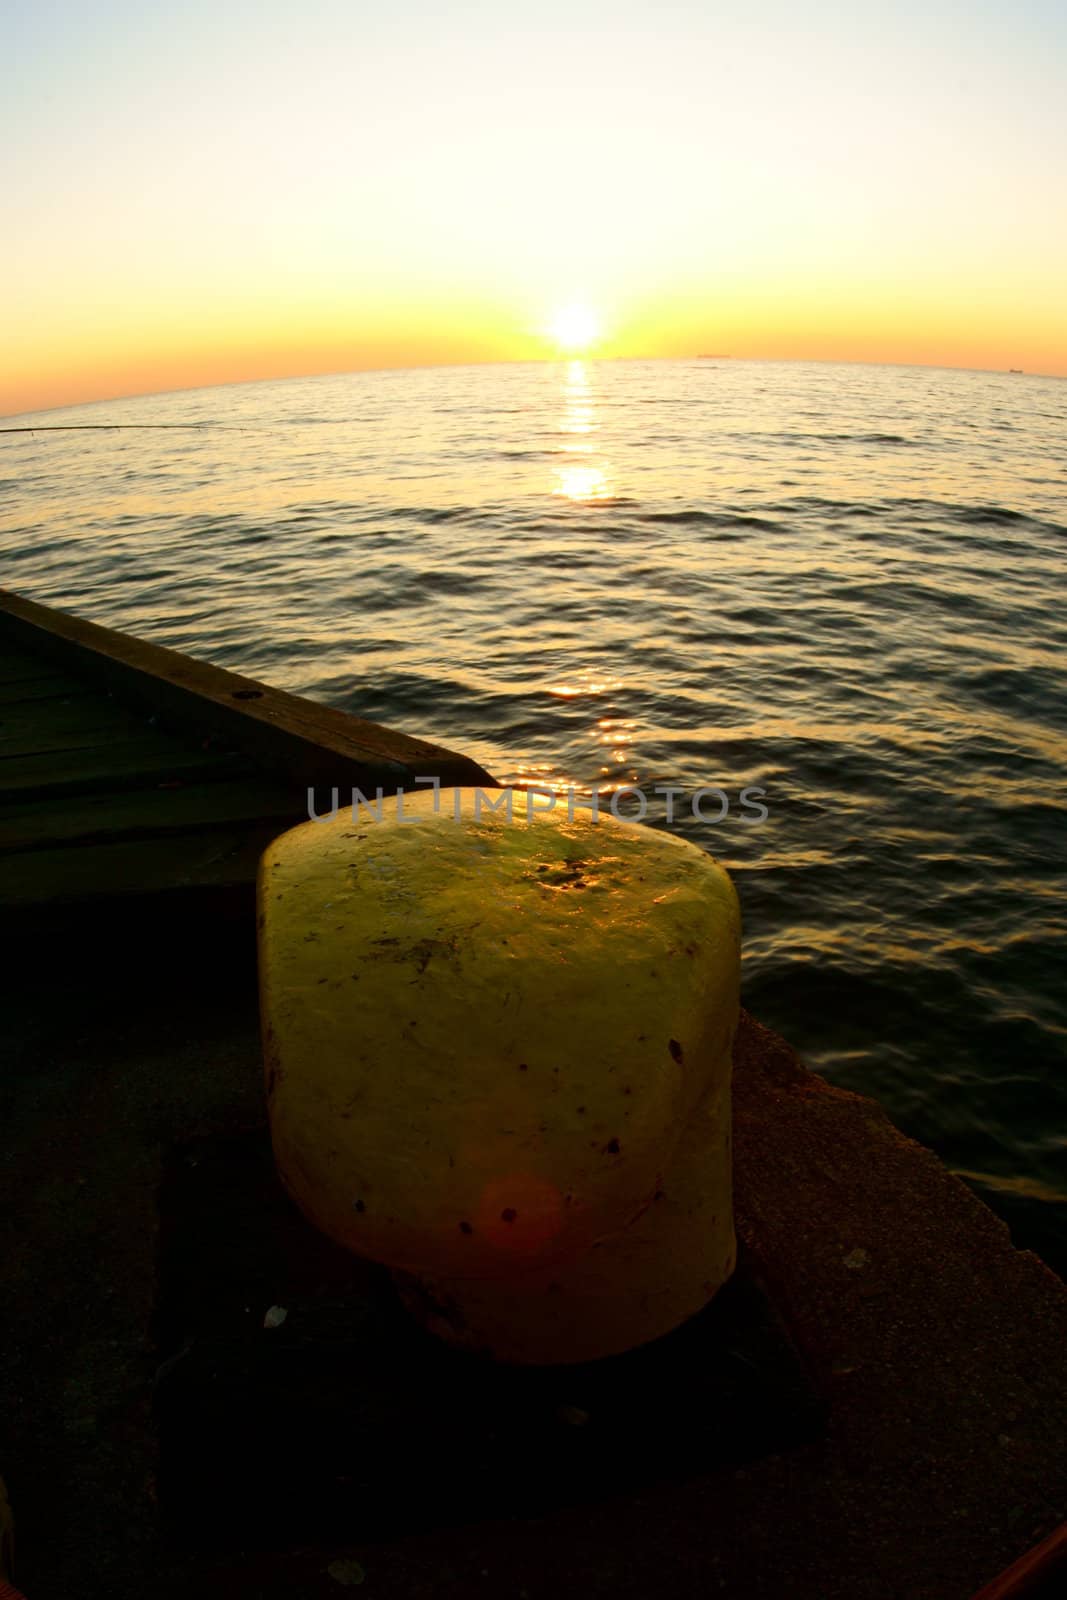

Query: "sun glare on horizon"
<box><xmin>548</xmin><ymin>304</ymin><xmax>601</xmax><ymax>354</ymax></box>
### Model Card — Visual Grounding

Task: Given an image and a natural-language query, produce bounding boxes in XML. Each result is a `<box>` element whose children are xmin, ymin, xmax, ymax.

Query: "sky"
<box><xmin>3</xmin><ymin>0</ymin><xmax>1066</xmax><ymax>415</ymax></box>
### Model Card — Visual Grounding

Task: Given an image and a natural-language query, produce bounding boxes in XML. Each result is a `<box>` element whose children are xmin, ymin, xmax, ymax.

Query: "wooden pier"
<box><xmin>0</xmin><ymin>587</ymin><xmax>493</xmax><ymax>956</ymax></box>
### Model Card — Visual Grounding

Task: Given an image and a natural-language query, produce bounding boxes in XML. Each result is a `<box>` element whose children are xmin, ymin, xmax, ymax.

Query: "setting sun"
<box><xmin>547</xmin><ymin>304</ymin><xmax>601</xmax><ymax>354</ymax></box>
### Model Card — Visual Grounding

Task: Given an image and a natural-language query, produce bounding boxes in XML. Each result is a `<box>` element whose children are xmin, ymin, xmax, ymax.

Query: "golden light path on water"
<box><xmin>511</xmin><ymin>360</ymin><xmax>628</xmax><ymax>799</ymax></box>
<box><xmin>552</xmin><ymin>360</ymin><xmax>613</xmax><ymax>506</ymax></box>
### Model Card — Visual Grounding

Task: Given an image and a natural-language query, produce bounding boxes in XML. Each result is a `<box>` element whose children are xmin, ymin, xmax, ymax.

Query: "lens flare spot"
<box><xmin>476</xmin><ymin>1171</ymin><xmax>566</xmax><ymax>1258</ymax></box>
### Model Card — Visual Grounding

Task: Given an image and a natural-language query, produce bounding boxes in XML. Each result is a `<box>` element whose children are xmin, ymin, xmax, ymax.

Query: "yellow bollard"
<box><xmin>258</xmin><ymin>788</ymin><xmax>741</xmax><ymax>1364</ymax></box>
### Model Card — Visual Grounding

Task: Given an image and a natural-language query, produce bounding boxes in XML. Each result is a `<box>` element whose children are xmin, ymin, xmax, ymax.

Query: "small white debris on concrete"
<box><xmin>263</xmin><ymin>1304</ymin><xmax>288</xmax><ymax>1329</ymax></box>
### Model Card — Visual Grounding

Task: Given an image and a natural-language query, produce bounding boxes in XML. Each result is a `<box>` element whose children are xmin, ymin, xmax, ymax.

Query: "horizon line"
<box><xmin>4</xmin><ymin>350</ymin><xmax>1063</xmax><ymax>425</ymax></box>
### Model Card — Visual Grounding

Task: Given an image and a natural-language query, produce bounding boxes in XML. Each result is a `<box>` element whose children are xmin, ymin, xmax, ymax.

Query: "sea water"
<box><xmin>3</xmin><ymin>357</ymin><xmax>1065</xmax><ymax>1267</ymax></box>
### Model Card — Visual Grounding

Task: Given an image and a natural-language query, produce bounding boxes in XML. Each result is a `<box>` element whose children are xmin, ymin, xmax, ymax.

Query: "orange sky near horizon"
<box><xmin>8</xmin><ymin>321</ymin><xmax>1065</xmax><ymax>421</ymax></box>
<box><xmin>7</xmin><ymin>293</ymin><xmax>1067</xmax><ymax>418</ymax></box>
<box><xmin>4</xmin><ymin>0</ymin><xmax>1066</xmax><ymax>417</ymax></box>
<box><xmin>8</xmin><ymin>258</ymin><xmax>1066</xmax><ymax>417</ymax></box>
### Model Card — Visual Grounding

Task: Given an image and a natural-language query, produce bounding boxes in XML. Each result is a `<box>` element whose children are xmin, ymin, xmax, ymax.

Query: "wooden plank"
<box><xmin>0</xmin><ymin>653</ymin><xmax>73</xmax><ymax>687</ymax></box>
<box><xmin>0</xmin><ymin>588</ymin><xmax>497</xmax><ymax>791</ymax></box>
<box><xmin>0</xmin><ymin>775</ymin><xmax>305</xmax><ymax>855</ymax></box>
<box><xmin>0</xmin><ymin>693</ymin><xmax>172</xmax><ymax>758</ymax></box>
<box><xmin>0</xmin><ymin>689</ymin><xmax>149</xmax><ymax>735</ymax></box>
<box><xmin>0</xmin><ymin>676</ymin><xmax>98</xmax><ymax>706</ymax></box>
<box><xmin>0</xmin><ymin>821</ymin><xmax>283</xmax><ymax>909</ymax></box>
<box><xmin>0</xmin><ymin>738</ymin><xmax>249</xmax><ymax>801</ymax></box>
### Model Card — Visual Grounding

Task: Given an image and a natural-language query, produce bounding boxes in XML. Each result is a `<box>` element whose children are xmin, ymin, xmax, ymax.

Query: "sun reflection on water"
<box><xmin>553</xmin><ymin>360</ymin><xmax>614</xmax><ymax>501</ymax></box>
<box><xmin>554</xmin><ymin>463</ymin><xmax>611</xmax><ymax>501</ymax></box>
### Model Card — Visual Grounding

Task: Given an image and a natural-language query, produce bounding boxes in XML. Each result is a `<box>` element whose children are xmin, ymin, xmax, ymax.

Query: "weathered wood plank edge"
<box><xmin>0</xmin><ymin>588</ymin><xmax>498</xmax><ymax>794</ymax></box>
<box><xmin>1</xmin><ymin>822</ymin><xmax>281</xmax><ymax>910</ymax></box>
<box><xmin>0</xmin><ymin>777</ymin><xmax>302</xmax><ymax>856</ymax></box>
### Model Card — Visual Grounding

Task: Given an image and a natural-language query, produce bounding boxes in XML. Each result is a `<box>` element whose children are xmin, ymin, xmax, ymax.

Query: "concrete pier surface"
<box><xmin>3</xmin><ymin>954</ymin><xmax>1066</xmax><ymax>1600</ymax></box>
<box><xmin>3</xmin><ymin>589</ymin><xmax>1066</xmax><ymax>1598</ymax></box>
